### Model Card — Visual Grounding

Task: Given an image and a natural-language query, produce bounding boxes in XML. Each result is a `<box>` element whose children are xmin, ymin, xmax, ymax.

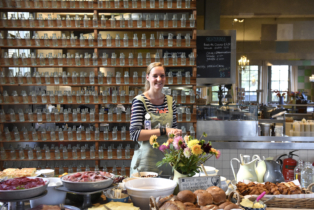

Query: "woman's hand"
<box><xmin>166</xmin><ymin>128</ymin><xmax>182</xmax><ymax>137</ymax></box>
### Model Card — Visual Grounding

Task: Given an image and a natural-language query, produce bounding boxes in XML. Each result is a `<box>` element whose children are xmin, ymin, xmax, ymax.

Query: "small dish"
<box><xmin>241</xmin><ymin>204</ymin><xmax>267</xmax><ymax>210</ymax></box>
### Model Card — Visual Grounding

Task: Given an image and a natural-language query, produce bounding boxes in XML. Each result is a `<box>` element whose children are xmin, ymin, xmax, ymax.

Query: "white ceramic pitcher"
<box><xmin>231</xmin><ymin>155</ymin><xmax>259</xmax><ymax>182</ymax></box>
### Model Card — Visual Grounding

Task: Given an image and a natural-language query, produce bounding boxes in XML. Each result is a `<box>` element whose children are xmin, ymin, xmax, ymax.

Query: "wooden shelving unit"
<box><xmin>0</xmin><ymin>0</ymin><xmax>197</xmax><ymax>176</ymax></box>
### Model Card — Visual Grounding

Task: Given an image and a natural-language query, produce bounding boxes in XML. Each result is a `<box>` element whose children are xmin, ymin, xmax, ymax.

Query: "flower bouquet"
<box><xmin>273</xmin><ymin>90</ymin><xmax>286</xmax><ymax>98</ymax></box>
<box><xmin>149</xmin><ymin>132</ymin><xmax>221</xmax><ymax>177</ymax></box>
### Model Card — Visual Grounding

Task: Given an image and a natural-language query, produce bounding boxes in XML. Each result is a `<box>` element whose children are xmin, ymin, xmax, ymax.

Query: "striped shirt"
<box><xmin>130</xmin><ymin>94</ymin><xmax>178</xmax><ymax>141</ymax></box>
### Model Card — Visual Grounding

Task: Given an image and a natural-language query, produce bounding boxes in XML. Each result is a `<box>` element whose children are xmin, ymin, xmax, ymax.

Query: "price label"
<box><xmin>178</xmin><ymin>176</ymin><xmax>221</xmax><ymax>192</ymax></box>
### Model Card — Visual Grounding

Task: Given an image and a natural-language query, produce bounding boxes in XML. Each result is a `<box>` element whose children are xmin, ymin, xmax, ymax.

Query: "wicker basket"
<box><xmin>245</xmin><ymin>183</ymin><xmax>314</xmax><ymax>209</ymax></box>
<box><xmin>149</xmin><ymin>191</ymin><xmax>245</xmax><ymax>210</ymax></box>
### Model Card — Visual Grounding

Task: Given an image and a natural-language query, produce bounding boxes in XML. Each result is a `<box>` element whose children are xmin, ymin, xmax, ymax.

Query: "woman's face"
<box><xmin>147</xmin><ymin>66</ymin><xmax>166</xmax><ymax>91</ymax></box>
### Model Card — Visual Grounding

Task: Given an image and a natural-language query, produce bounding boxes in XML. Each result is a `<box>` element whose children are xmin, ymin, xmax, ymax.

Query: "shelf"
<box><xmin>1</xmin><ymin>131</ymin><xmax>133</xmax><ymax>142</ymax></box>
<box><xmin>1</xmin><ymin>113</ymin><xmax>196</xmax><ymax>123</ymax></box>
<box><xmin>2</xmin><ymin>157</ymin><xmax>133</xmax><ymax>161</ymax></box>
<box><xmin>0</xmin><ymin>39</ymin><xmax>196</xmax><ymax>49</ymax></box>
<box><xmin>0</xmin><ymin>76</ymin><xmax>196</xmax><ymax>86</ymax></box>
<box><xmin>0</xmin><ymin>57</ymin><xmax>195</xmax><ymax>67</ymax></box>
<box><xmin>0</xmin><ymin>94</ymin><xmax>196</xmax><ymax>105</ymax></box>
<box><xmin>1</xmin><ymin>1</ymin><xmax>196</xmax><ymax>12</ymax></box>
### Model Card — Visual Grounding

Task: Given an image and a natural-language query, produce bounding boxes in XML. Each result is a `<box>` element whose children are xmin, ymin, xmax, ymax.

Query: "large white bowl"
<box><xmin>125</xmin><ymin>178</ymin><xmax>176</xmax><ymax>210</ymax></box>
<box><xmin>30</xmin><ymin>178</ymin><xmax>66</xmax><ymax>208</ymax></box>
<box><xmin>130</xmin><ymin>172</ymin><xmax>158</xmax><ymax>178</ymax></box>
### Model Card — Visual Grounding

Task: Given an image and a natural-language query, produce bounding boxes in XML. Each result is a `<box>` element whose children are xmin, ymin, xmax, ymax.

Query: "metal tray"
<box><xmin>0</xmin><ymin>177</ymin><xmax>49</xmax><ymax>200</ymax></box>
<box><xmin>61</xmin><ymin>173</ymin><xmax>114</xmax><ymax>192</ymax></box>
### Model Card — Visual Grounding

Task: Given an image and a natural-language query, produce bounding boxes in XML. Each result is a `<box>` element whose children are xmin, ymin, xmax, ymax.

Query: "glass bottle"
<box><xmin>55</xmin><ymin>147</ymin><xmax>61</xmax><ymax>159</ymax></box>
<box><xmin>137</xmin><ymin>14</ymin><xmax>142</xmax><ymax>28</ymax></box>
<box><xmin>163</xmin><ymin>53</ymin><xmax>169</xmax><ymax>65</ymax></box>
<box><xmin>93</xmin><ymin>14</ymin><xmax>98</xmax><ymax>27</ymax></box>
<box><xmin>110</xmin><ymin>15</ymin><xmax>116</xmax><ymax>28</ymax></box>
<box><xmin>11</xmin><ymin>14</ymin><xmax>17</xmax><ymax>27</ymax></box>
<box><xmin>189</xmin><ymin>52</ymin><xmax>195</xmax><ymax>65</ymax></box>
<box><xmin>146</xmin><ymin>14</ymin><xmax>151</xmax><ymax>28</ymax></box>
<box><xmin>177</xmin><ymin>108</ymin><xmax>182</xmax><ymax>121</ymax></box>
<box><xmin>19</xmin><ymin>147</ymin><xmax>25</xmax><ymax>159</ymax></box>
<box><xmin>301</xmin><ymin>162</ymin><xmax>313</xmax><ymax>188</ymax></box>
<box><xmin>90</xmin><ymin>146</ymin><xmax>95</xmax><ymax>159</ymax></box>
<box><xmin>107</xmin><ymin>72</ymin><xmax>112</xmax><ymax>84</ymax></box>
<box><xmin>98</xmin><ymin>146</ymin><xmax>104</xmax><ymax>158</ymax></box>
<box><xmin>185</xmin><ymin>0</ymin><xmax>190</xmax><ymax>8</ymax></box>
<box><xmin>102</xmin><ymin>53</ymin><xmax>108</xmax><ymax>66</ymax></box>
<box><xmin>108</xmin><ymin>109</ymin><xmax>113</xmax><ymax>121</ymax></box>
<box><xmin>155</xmin><ymin>52</ymin><xmax>160</xmax><ymax>62</ymax></box>
<box><xmin>168</xmin><ymin>72</ymin><xmax>173</xmax><ymax>84</ymax></box>
<box><xmin>150</xmin><ymin>34</ymin><xmax>155</xmax><ymax>47</ymax></box>
<box><xmin>121</xmin><ymin>126</ymin><xmax>126</xmax><ymax>140</ymax></box>
<box><xmin>72</xmin><ymin>147</ymin><xmax>77</xmax><ymax>159</ymax></box>
<box><xmin>101</xmin><ymin>14</ymin><xmax>106</xmax><ymax>27</ymax></box>
<box><xmin>98</xmin><ymin>34</ymin><xmax>103</xmax><ymax>47</ymax></box>
<box><xmin>104</xmin><ymin>127</ymin><xmax>109</xmax><ymax>140</ymax></box>
<box><xmin>128</xmin><ymin>14</ymin><xmax>133</xmax><ymax>27</ymax></box>
<box><xmin>114</xmin><ymin>0</ymin><xmax>119</xmax><ymax>8</ymax></box>
<box><xmin>58</xmin><ymin>53</ymin><xmax>63</xmax><ymax>66</ymax></box>
<box><xmin>189</xmin><ymin>90</ymin><xmax>195</xmax><ymax>103</ymax></box>
<box><xmin>63</xmin><ymin>147</ymin><xmax>68</xmax><ymax>159</ymax></box>
<box><xmin>81</xmin><ymin>146</ymin><xmax>86</xmax><ymax>159</ymax></box>
<box><xmin>107</xmin><ymin>146</ymin><xmax>112</xmax><ymax>159</ymax></box>
<box><xmin>35</xmin><ymin>147</ymin><xmax>42</xmax><ymax>159</ymax></box>
<box><xmin>159</xmin><ymin>0</ymin><xmax>164</xmax><ymax>8</ymax></box>
<box><xmin>126</xmin><ymin>107</ymin><xmax>131</xmax><ymax>121</ymax></box>
<box><xmin>167</xmin><ymin>0</ymin><xmax>172</xmax><ymax>8</ymax></box>
<box><xmin>120</xmin><ymin>14</ymin><xmax>125</xmax><ymax>28</ymax></box>
<box><xmin>123</xmin><ymin>0</ymin><xmax>128</xmax><ymax>8</ymax></box>
<box><xmin>190</xmin><ymin>126</ymin><xmax>195</xmax><ymax>138</ymax></box>
<box><xmin>120</xmin><ymin>53</ymin><xmax>125</xmax><ymax>66</ymax></box>
<box><xmin>185</xmin><ymin>33</ymin><xmax>191</xmax><ymax>47</ymax></box>
<box><xmin>4</xmin><ymin>128</ymin><xmax>10</xmax><ymax>141</ymax></box>
<box><xmin>111</xmin><ymin>53</ymin><xmax>117</xmax><ymax>66</ymax></box>
<box><xmin>177</xmin><ymin>0</ymin><xmax>182</xmax><ymax>8</ymax></box>
<box><xmin>150</xmin><ymin>0</ymin><xmax>155</xmax><ymax>8</ymax></box>
<box><xmin>75</xmin><ymin>14</ymin><xmax>80</xmax><ymax>27</ymax></box>
<box><xmin>133</xmin><ymin>71</ymin><xmax>138</xmax><ymax>84</ymax></box>
<box><xmin>186</xmin><ymin>108</ymin><xmax>191</xmax><ymax>121</ymax></box>
<box><xmin>172</xmin><ymin>53</ymin><xmax>177</xmax><ymax>65</ymax></box>
<box><xmin>168</xmin><ymin>33</ymin><xmax>173</xmax><ymax>46</ymax></box>
<box><xmin>45</xmin><ymin>147</ymin><xmax>50</xmax><ymax>159</ymax></box>
<box><xmin>181</xmin><ymin>53</ymin><xmax>186</xmax><ymax>66</ymax></box>
<box><xmin>50</xmin><ymin>128</ymin><xmax>56</xmax><ymax>140</ymax></box>
<box><xmin>146</xmin><ymin>52</ymin><xmax>151</xmax><ymax>65</ymax></box>
<box><xmin>132</xmin><ymin>0</ymin><xmax>137</xmax><ymax>8</ymax></box>
<box><xmin>83</xmin><ymin>14</ymin><xmax>89</xmax><ymax>28</ymax></box>
<box><xmin>141</xmin><ymin>0</ymin><xmax>146</xmax><ymax>8</ymax></box>
<box><xmin>125</xmin><ymin>145</ymin><xmax>130</xmax><ymax>158</ymax></box>
<box><xmin>181</xmin><ymin>90</ymin><xmax>186</xmax><ymax>103</ymax></box>
<box><xmin>89</xmin><ymin>34</ymin><xmax>94</xmax><ymax>46</ymax></box>
<box><xmin>117</xmin><ymin>146</ymin><xmax>122</xmax><ymax>159</ymax></box>
<box><xmin>102</xmin><ymin>91</ymin><xmax>107</xmax><ymax>103</ymax></box>
<box><xmin>13</xmin><ymin>127</ymin><xmax>20</xmax><ymax>141</ymax></box>
<box><xmin>294</xmin><ymin>160</ymin><xmax>304</xmax><ymax>183</ymax></box>
<box><xmin>172</xmin><ymin>14</ymin><xmax>177</xmax><ymax>27</ymax></box>
<box><xmin>66</xmin><ymin>14</ymin><xmax>71</xmax><ymax>27</ymax></box>
<box><xmin>92</xmin><ymin>53</ymin><xmax>98</xmax><ymax>66</ymax></box>
<box><xmin>67</xmin><ymin>127</ymin><xmax>73</xmax><ymax>140</ymax></box>
<box><xmin>80</xmin><ymin>34</ymin><xmax>85</xmax><ymax>46</ymax></box>
<box><xmin>189</xmin><ymin>14</ymin><xmax>195</xmax><ymax>27</ymax></box>
<box><xmin>84</xmin><ymin>53</ymin><xmax>90</xmax><ymax>66</ymax></box>
<box><xmin>176</xmin><ymin>33</ymin><xmax>181</xmax><ymax>47</ymax></box>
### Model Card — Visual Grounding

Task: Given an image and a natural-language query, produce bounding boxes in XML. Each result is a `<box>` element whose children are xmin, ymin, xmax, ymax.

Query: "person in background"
<box><xmin>130</xmin><ymin>62</ymin><xmax>182</xmax><ymax>176</ymax></box>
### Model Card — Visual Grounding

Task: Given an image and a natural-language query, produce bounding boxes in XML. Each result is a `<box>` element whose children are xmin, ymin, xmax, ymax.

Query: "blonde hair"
<box><xmin>144</xmin><ymin>62</ymin><xmax>165</xmax><ymax>91</ymax></box>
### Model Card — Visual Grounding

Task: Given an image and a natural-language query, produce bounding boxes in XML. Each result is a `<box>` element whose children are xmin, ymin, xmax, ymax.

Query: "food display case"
<box><xmin>196</xmin><ymin>105</ymin><xmax>258</xmax><ymax>136</ymax></box>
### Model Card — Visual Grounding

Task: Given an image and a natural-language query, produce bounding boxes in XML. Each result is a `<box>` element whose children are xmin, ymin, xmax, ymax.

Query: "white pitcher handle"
<box><xmin>230</xmin><ymin>158</ymin><xmax>240</xmax><ymax>182</ymax></box>
<box><xmin>252</xmin><ymin>154</ymin><xmax>261</xmax><ymax>161</ymax></box>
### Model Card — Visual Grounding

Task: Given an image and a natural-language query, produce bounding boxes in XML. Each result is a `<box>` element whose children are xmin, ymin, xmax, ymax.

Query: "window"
<box><xmin>240</xmin><ymin>65</ymin><xmax>259</xmax><ymax>102</ymax></box>
<box><xmin>211</xmin><ymin>86</ymin><xmax>227</xmax><ymax>102</ymax></box>
<box><xmin>268</xmin><ymin>65</ymin><xmax>290</xmax><ymax>102</ymax></box>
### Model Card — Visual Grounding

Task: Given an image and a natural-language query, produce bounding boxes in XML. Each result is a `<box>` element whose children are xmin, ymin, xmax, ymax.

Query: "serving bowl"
<box><xmin>61</xmin><ymin>172</ymin><xmax>114</xmax><ymax>192</ymax></box>
<box><xmin>37</xmin><ymin>169</ymin><xmax>55</xmax><ymax>177</ymax></box>
<box><xmin>125</xmin><ymin>178</ymin><xmax>176</xmax><ymax>210</ymax></box>
<box><xmin>30</xmin><ymin>177</ymin><xmax>66</xmax><ymax>208</ymax></box>
<box><xmin>130</xmin><ymin>172</ymin><xmax>158</xmax><ymax>178</ymax></box>
<box><xmin>0</xmin><ymin>177</ymin><xmax>49</xmax><ymax>200</ymax></box>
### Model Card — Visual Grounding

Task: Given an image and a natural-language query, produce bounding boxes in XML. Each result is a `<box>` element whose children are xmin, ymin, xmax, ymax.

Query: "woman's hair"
<box><xmin>144</xmin><ymin>62</ymin><xmax>165</xmax><ymax>91</ymax></box>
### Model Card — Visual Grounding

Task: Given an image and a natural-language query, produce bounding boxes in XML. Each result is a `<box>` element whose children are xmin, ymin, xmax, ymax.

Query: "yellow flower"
<box><xmin>162</xmin><ymin>142</ymin><xmax>169</xmax><ymax>146</ymax></box>
<box><xmin>187</xmin><ymin>139</ymin><xmax>199</xmax><ymax>148</ymax></box>
<box><xmin>184</xmin><ymin>135</ymin><xmax>189</xmax><ymax>144</ymax></box>
<box><xmin>191</xmin><ymin>144</ymin><xmax>202</xmax><ymax>155</ymax></box>
<box><xmin>149</xmin><ymin>135</ymin><xmax>158</xmax><ymax>145</ymax></box>
<box><xmin>152</xmin><ymin>142</ymin><xmax>159</xmax><ymax>148</ymax></box>
<box><xmin>211</xmin><ymin>148</ymin><xmax>217</xmax><ymax>153</ymax></box>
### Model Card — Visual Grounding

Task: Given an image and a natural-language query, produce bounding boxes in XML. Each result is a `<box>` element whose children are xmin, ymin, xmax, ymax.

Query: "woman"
<box><xmin>130</xmin><ymin>62</ymin><xmax>182</xmax><ymax>176</ymax></box>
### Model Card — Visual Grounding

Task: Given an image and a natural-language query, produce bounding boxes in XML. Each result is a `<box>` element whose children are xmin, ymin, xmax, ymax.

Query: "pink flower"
<box><xmin>183</xmin><ymin>147</ymin><xmax>191</xmax><ymax>158</ymax></box>
<box><xmin>159</xmin><ymin>144</ymin><xmax>168</xmax><ymax>153</ymax></box>
<box><xmin>215</xmin><ymin>150</ymin><xmax>221</xmax><ymax>159</ymax></box>
<box><xmin>173</xmin><ymin>136</ymin><xmax>184</xmax><ymax>150</ymax></box>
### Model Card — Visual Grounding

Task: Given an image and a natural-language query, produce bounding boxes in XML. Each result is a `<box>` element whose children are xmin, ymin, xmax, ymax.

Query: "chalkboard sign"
<box><xmin>178</xmin><ymin>175</ymin><xmax>221</xmax><ymax>192</ymax></box>
<box><xmin>197</xmin><ymin>36</ymin><xmax>231</xmax><ymax>78</ymax></box>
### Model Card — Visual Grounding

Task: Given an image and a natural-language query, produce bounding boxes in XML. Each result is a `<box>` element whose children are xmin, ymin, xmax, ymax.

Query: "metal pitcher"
<box><xmin>263</xmin><ymin>160</ymin><xmax>285</xmax><ymax>183</ymax></box>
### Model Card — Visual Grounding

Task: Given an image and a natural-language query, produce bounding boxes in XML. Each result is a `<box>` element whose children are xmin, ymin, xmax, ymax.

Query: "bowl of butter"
<box><xmin>240</xmin><ymin>198</ymin><xmax>266</xmax><ymax>210</ymax></box>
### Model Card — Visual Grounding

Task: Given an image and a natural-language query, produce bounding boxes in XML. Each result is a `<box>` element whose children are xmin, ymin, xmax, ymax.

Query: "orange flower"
<box><xmin>167</xmin><ymin>138</ymin><xmax>174</xmax><ymax>144</ymax></box>
<box><xmin>191</xmin><ymin>145</ymin><xmax>202</xmax><ymax>155</ymax></box>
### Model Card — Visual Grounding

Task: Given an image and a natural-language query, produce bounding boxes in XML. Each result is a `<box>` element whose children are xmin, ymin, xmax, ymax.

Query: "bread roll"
<box><xmin>160</xmin><ymin>201</ymin><xmax>185</xmax><ymax>210</ymax></box>
<box><xmin>177</xmin><ymin>190</ymin><xmax>196</xmax><ymax>203</ymax></box>
<box><xmin>205</xmin><ymin>186</ymin><xmax>226</xmax><ymax>204</ymax></box>
<box><xmin>194</xmin><ymin>190</ymin><xmax>213</xmax><ymax>206</ymax></box>
<box><xmin>200</xmin><ymin>205</ymin><xmax>218</xmax><ymax>210</ymax></box>
<box><xmin>184</xmin><ymin>202</ymin><xmax>196</xmax><ymax>208</ymax></box>
<box><xmin>218</xmin><ymin>201</ymin><xmax>232</xmax><ymax>209</ymax></box>
<box><xmin>224</xmin><ymin>203</ymin><xmax>240</xmax><ymax>210</ymax></box>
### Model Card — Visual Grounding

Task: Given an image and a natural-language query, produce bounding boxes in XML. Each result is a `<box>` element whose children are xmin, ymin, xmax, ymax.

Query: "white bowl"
<box><xmin>125</xmin><ymin>178</ymin><xmax>176</xmax><ymax>210</ymax></box>
<box><xmin>38</xmin><ymin>169</ymin><xmax>55</xmax><ymax>177</ymax></box>
<box><xmin>200</xmin><ymin>166</ymin><xmax>218</xmax><ymax>175</ymax></box>
<box><xmin>30</xmin><ymin>178</ymin><xmax>66</xmax><ymax>208</ymax></box>
<box><xmin>130</xmin><ymin>172</ymin><xmax>158</xmax><ymax>178</ymax></box>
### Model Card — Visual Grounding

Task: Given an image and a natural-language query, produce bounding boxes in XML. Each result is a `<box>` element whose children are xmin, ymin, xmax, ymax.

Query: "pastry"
<box><xmin>177</xmin><ymin>190</ymin><xmax>196</xmax><ymax>203</ymax></box>
<box><xmin>218</xmin><ymin>201</ymin><xmax>232</xmax><ymax>209</ymax></box>
<box><xmin>200</xmin><ymin>205</ymin><xmax>218</xmax><ymax>210</ymax></box>
<box><xmin>157</xmin><ymin>195</ymin><xmax>174</xmax><ymax>208</ymax></box>
<box><xmin>205</xmin><ymin>186</ymin><xmax>226</xmax><ymax>204</ymax></box>
<box><xmin>160</xmin><ymin>201</ymin><xmax>185</xmax><ymax>210</ymax></box>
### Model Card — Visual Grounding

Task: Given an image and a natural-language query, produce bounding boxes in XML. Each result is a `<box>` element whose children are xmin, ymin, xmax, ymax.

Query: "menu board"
<box><xmin>197</xmin><ymin>36</ymin><xmax>231</xmax><ymax>78</ymax></box>
<box><xmin>178</xmin><ymin>175</ymin><xmax>221</xmax><ymax>192</ymax></box>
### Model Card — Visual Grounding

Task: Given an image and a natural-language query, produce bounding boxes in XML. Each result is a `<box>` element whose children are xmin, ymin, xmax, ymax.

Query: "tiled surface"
<box><xmin>204</xmin><ymin>149</ymin><xmax>314</xmax><ymax>181</ymax></box>
<box><xmin>297</xmin><ymin>66</ymin><xmax>314</xmax><ymax>101</ymax></box>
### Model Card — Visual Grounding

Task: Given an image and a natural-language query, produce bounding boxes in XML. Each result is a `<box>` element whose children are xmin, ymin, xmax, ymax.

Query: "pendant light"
<box><xmin>238</xmin><ymin>19</ymin><xmax>249</xmax><ymax>73</ymax></box>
